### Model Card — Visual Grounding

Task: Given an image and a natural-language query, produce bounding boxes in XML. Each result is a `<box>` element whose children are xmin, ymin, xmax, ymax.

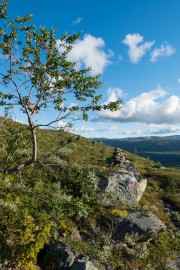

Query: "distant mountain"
<box><xmin>94</xmin><ymin>136</ymin><xmax>180</xmax><ymax>168</ymax></box>
<box><xmin>167</xmin><ymin>135</ymin><xmax>180</xmax><ymax>138</ymax></box>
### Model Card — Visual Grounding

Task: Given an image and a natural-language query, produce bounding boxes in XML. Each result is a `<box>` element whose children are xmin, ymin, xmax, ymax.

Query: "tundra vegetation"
<box><xmin>0</xmin><ymin>1</ymin><xmax>180</xmax><ymax>269</ymax></box>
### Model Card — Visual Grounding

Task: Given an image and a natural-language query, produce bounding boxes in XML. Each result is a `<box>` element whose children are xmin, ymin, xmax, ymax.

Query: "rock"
<box><xmin>71</xmin><ymin>260</ymin><xmax>98</xmax><ymax>270</ymax></box>
<box><xmin>113</xmin><ymin>211</ymin><xmax>166</xmax><ymax>241</ymax></box>
<box><xmin>40</xmin><ymin>244</ymin><xmax>98</xmax><ymax>270</ymax></box>
<box><xmin>42</xmin><ymin>243</ymin><xmax>75</xmax><ymax>269</ymax></box>
<box><xmin>164</xmin><ymin>202</ymin><xmax>180</xmax><ymax>228</ymax></box>
<box><xmin>101</xmin><ymin>169</ymin><xmax>147</xmax><ymax>205</ymax></box>
<box><xmin>171</xmin><ymin>211</ymin><xmax>180</xmax><ymax>228</ymax></box>
<box><xmin>99</xmin><ymin>148</ymin><xmax>147</xmax><ymax>205</ymax></box>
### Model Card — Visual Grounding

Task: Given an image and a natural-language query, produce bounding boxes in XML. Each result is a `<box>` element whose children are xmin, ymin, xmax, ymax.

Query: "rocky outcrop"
<box><xmin>41</xmin><ymin>243</ymin><xmax>98</xmax><ymax>270</ymax></box>
<box><xmin>71</xmin><ymin>260</ymin><xmax>98</xmax><ymax>270</ymax></box>
<box><xmin>42</xmin><ymin>243</ymin><xmax>75</xmax><ymax>269</ymax></box>
<box><xmin>113</xmin><ymin>211</ymin><xmax>166</xmax><ymax>241</ymax></box>
<box><xmin>100</xmin><ymin>148</ymin><xmax>147</xmax><ymax>205</ymax></box>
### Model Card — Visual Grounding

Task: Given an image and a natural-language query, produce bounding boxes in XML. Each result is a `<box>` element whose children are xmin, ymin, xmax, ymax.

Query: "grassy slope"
<box><xmin>0</xmin><ymin>117</ymin><xmax>113</xmax><ymax>167</ymax></box>
<box><xmin>0</xmin><ymin>116</ymin><xmax>179</xmax><ymax>209</ymax></box>
<box><xmin>0</xmin><ymin>117</ymin><xmax>180</xmax><ymax>269</ymax></box>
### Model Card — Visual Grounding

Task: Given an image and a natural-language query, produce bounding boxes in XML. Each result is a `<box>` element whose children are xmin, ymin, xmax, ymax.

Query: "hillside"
<box><xmin>0</xmin><ymin>117</ymin><xmax>180</xmax><ymax>270</ymax></box>
<box><xmin>95</xmin><ymin>136</ymin><xmax>180</xmax><ymax>168</ymax></box>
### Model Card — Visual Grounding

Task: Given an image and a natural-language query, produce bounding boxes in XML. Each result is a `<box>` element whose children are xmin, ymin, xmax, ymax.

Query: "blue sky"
<box><xmin>1</xmin><ymin>0</ymin><xmax>180</xmax><ymax>138</ymax></box>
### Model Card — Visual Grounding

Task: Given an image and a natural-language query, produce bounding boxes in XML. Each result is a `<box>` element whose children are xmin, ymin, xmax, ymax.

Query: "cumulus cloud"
<box><xmin>57</xmin><ymin>121</ymin><xmax>71</xmax><ymax>130</ymax></box>
<box><xmin>150</xmin><ymin>42</ymin><xmax>175</xmax><ymax>62</ymax></box>
<box><xmin>106</xmin><ymin>87</ymin><xmax>125</xmax><ymax>103</ymax></box>
<box><xmin>72</xmin><ymin>124</ymin><xmax>118</xmax><ymax>134</ymax></box>
<box><xmin>122</xmin><ymin>33</ymin><xmax>155</xmax><ymax>63</ymax></box>
<box><xmin>13</xmin><ymin>118</ymin><xmax>26</xmax><ymax>124</ymax></box>
<box><xmin>68</xmin><ymin>102</ymin><xmax>78</xmax><ymax>109</ymax></box>
<box><xmin>136</xmin><ymin>123</ymin><xmax>180</xmax><ymax>136</ymax></box>
<box><xmin>97</xmin><ymin>125</ymin><xmax>118</xmax><ymax>132</ymax></box>
<box><xmin>57</xmin><ymin>34</ymin><xmax>112</xmax><ymax>75</ymax></box>
<box><xmin>122</xmin><ymin>124</ymin><xmax>180</xmax><ymax>137</ymax></box>
<box><xmin>122</xmin><ymin>129</ymin><xmax>142</xmax><ymax>136</ymax></box>
<box><xmin>73</xmin><ymin>126</ymin><xmax>95</xmax><ymax>133</ymax></box>
<box><xmin>147</xmin><ymin>125</ymin><xmax>180</xmax><ymax>135</ymax></box>
<box><xmin>95</xmin><ymin>86</ymin><xmax>180</xmax><ymax>124</ymax></box>
<box><xmin>72</xmin><ymin>17</ymin><xmax>83</xmax><ymax>25</ymax></box>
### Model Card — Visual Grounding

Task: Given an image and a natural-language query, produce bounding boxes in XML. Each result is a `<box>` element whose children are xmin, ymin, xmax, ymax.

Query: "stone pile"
<box><xmin>113</xmin><ymin>147</ymin><xmax>126</xmax><ymax>165</ymax></box>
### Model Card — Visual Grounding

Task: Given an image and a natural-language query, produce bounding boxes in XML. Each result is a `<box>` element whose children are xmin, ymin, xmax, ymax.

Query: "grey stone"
<box><xmin>42</xmin><ymin>243</ymin><xmax>75</xmax><ymax>269</ymax></box>
<box><xmin>100</xmin><ymin>148</ymin><xmax>147</xmax><ymax>205</ymax></box>
<box><xmin>100</xmin><ymin>169</ymin><xmax>147</xmax><ymax>205</ymax></box>
<box><xmin>70</xmin><ymin>260</ymin><xmax>98</xmax><ymax>270</ymax></box>
<box><xmin>113</xmin><ymin>211</ymin><xmax>166</xmax><ymax>241</ymax></box>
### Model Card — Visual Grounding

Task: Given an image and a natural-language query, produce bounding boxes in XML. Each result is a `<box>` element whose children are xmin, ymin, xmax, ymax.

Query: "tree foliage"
<box><xmin>0</xmin><ymin>0</ymin><xmax>121</xmax><ymax>172</ymax></box>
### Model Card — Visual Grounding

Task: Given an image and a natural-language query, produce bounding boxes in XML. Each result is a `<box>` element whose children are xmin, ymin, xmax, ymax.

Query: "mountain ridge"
<box><xmin>94</xmin><ymin>136</ymin><xmax>180</xmax><ymax>168</ymax></box>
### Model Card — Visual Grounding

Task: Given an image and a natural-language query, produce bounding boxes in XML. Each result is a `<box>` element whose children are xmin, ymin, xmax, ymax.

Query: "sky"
<box><xmin>1</xmin><ymin>0</ymin><xmax>180</xmax><ymax>138</ymax></box>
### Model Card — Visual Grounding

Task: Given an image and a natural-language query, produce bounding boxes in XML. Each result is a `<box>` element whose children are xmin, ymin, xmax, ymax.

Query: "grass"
<box><xmin>0</xmin><ymin>117</ymin><xmax>180</xmax><ymax>269</ymax></box>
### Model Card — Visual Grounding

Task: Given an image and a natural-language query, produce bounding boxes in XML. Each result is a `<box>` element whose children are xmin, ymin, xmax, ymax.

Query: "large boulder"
<box><xmin>113</xmin><ymin>211</ymin><xmax>166</xmax><ymax>241</ymax></box>
<box><xmin>100</xmin><ymin>148</ymin><xmax>147</xmax><ymax>205</ymax></box>
<box><xmin>71</xmin><ymin>260</ymin><xmax>98</xmax><ymax>270</ymax></box>
<box><xmin>40</xmin><ymin>243</ymin><xmax>98</xmax><ymax>270</ymax></box>
<box><xmin>42</xmin><ymin>243</ymin><xmax>75</xmax><ymax>269</ymax></box>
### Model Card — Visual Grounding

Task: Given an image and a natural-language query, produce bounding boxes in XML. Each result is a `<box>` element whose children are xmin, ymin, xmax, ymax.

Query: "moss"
<box><xmin>140</xmin><ymin>189</ymin><xmax>173</xmax><ymax>227</ymax></box>
<box><xmin>111</xmin><ymin>208</ymin><xmax>128</xmax><ymax>219</ymax></box>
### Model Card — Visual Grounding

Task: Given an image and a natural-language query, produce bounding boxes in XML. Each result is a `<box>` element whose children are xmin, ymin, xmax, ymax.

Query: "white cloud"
<box><xmin>57</xmin><ymin>34</ymin><xmax>112</xmax><ymax>75</ymax></box>
<box><xmin>107</xmin><ymin>88</ymin><xmax>125</xmax><ymax>100</ymax></box>
<box><xmin>72</xmin><ymin>17</ymin><xmax>83</xmax><ymax>25</ymax></box>
<box><xmin>122</xmin><ymin>129</ymin><xmax>142</xmax><ymax>136</ymax></box>
<box><xmin>109</xmin><ymin>125</ymin><xmax>118</xmax><ymax>131</ymax></box>
<box><xmin>177</xmin><ymin>78</ymin><xmax>180</xmax><ymax>84</ymax></box>
<box><xmin>122</xmin><ymin>33</ymin><xmax>155</xmax><ymax>63</ymax></box>
<box><xmin>57</xmin><ymin>121</ymin><xmax>70</xmax><ymax>130</ymax></box>
<box><xmin>95</xmin><ymin>86</ymin><xmax>180</xmax><ymax>124</ymax></box>
<box><xmin>150</xmin><ymin>42</ymin><xmax>175</xmax><ymax>62</ymax></box>
<box><xmin>72</xmin><ymin>124</ymin><xmax>118</xmax><ymax>134</ymax></box>
<box><xmin>73</xmin><ymin>126</ymin><xmax>95</xmax><ymax>133</ymax></box>
<box><xmin>97</xmin><ymin>125</ymin><xmax>118</xmax><ymax>132</ymax></box>
<box><xmin>121</xmin><ymin>124</ymin><xmax>180</xmax><ymax>137</ymax></box>
<box><xmin>13</xmin><ymin>118</ymin><xmax>26</xmax><ymax>124</ymax></box>
<box><xmin>68</xmin><ymin>102</ymin><xmax>78</xmax><ymax>109</ymax></box>
<box><xmin>146</xmin><ymin>124</ymin><xmax>180</xmax><ymax>135</ymax></box>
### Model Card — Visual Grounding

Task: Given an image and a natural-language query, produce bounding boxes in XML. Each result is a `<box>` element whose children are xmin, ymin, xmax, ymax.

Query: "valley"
<box><xmin>94</xmin><ymin>136</ymin><xmax>180</xmax><ymax>168</ymax></box>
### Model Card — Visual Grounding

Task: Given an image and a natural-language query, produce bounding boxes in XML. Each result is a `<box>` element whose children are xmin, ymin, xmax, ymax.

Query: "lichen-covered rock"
<box><xmin>113</xmin><ymin>211</ymin><xmax>166</xmax><ymax>241</ymax></box>
<box><xmin>42</xmin><ymin>243</ymin><xmax>75</xmax><ymax>269</ymax></box>
<box><xmin>71</xmin><ymin>260</ymin><xmax>98</xmax><ymax>270</ymax></box>
<box><xmin>40</xmin><ymin>244</ymin><xmax>98</xmax><ymax>270</ymax></box>
<box><xmin>100</xmin><ymin>148</ymin><xmax>147</xmax><ymax>205</ymax></box>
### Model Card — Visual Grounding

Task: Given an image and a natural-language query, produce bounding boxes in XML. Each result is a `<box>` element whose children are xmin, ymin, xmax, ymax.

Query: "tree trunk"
<box><xmin>31</xmin><ymin>125</ymin><xmax>37</xmax><ymax>163</ymax></box>
<box><xmin>5</xmin><ymin>119</ymin><xmax>38</xmax><ymax>173</ymax></box>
